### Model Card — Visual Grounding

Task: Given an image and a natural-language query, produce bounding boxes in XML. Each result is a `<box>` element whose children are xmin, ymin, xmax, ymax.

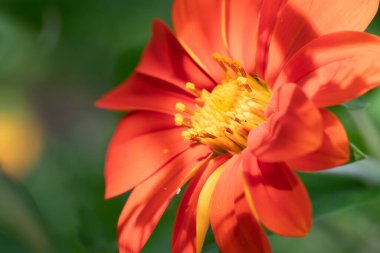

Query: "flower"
<box><xmin>96</xmin><ymin>0</ymin><xmax>380</xmax><ymax>252</ymax></box>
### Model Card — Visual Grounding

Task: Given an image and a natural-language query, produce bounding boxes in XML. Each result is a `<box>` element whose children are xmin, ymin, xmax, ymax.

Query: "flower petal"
<box><xmin>275</xmin><ymin>31</ymin><xmax>380</xmax><ymax>107</ymax></box>
<box><xmin>255</xmin><ymin>0</ymin><xmax>287</xmax><ymax>77</ymax></box>
<box><xmin>287</xmin><ymin>109</ymin><xmax>349</xmax><ymax>171</ymax></box>
<box><xmin>243</xmin><ymin>153</ymin><xmax>312</xmax><ymax>236</ymax></box>
<box><xmin>248</xmin><ymin>83</ymin><xmax>323</xmax><ymax>162</ymax></box>
<box><xmin>117</xmin><ymin>145</ymin><xmax>211</xmax><ymax>253</ymax></box>
<box><xmin>264</xmin><ymin>0</ymin><xmax>379</xmax><ymax>83</ymax></box>
<box><xmin>172</xmin><ymin>155</ymin><xmax>229</xmax><ymax>253</ymax></box>
<box><xmin>105</xmin><ymin>112</ymin><xmax>191</xmax><ymax>198</ymax></box>
<box><xmin>195</xmin><ymin>158</ymin><xmax>226</xmax><ymax>253</ymax></box>
<box><xmin>111</xmin><ymin>111</ymin><xmax>177</xmax><ymax>139</ymax></box>
<box><xmin>225</xmin><ymin>0</ymin><xmax>263</xmax><ymax>73</ymax></box>
<box><xmin>172</xmin><ymin>0</ymin><xmax>229</xmax><ymax>81</ymax></box>
<box><xmin>210</xmin><ymin>155</ymin><xmax>271</xmax><ymax>253</ymax></box>
<box><xmin>234</xmin><ymin>185</ymin><xmax>271</xmax><ymax>253</ymax></box>
<box><xmin>136</xmin><ymin>20</ymin><xmax>215</xmax><ymax>91</ymax></box>
<box><xmin>95</xmin><ymin>73</ymin><xmax>195</xmax><ymax>114</ymax></box>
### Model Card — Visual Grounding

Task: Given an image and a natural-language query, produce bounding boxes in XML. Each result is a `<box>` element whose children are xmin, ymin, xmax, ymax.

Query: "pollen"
<box><xmin>175</xmin><ymin>54</ymin><xmax>271</xmax><ymax>155</ymax></box>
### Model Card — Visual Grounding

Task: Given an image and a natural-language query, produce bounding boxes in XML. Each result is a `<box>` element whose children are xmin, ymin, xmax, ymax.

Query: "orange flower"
<box><xmin>97</xmin><ymin>1</ymin><xmax>380</xmax><ymax>252</ymax></box>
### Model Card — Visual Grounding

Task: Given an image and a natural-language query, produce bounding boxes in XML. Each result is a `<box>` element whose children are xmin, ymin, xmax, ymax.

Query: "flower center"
<box><xmin>175</xmin><ymin>54</ymin><xmax>271</xmax><ymax>155</ymax></box>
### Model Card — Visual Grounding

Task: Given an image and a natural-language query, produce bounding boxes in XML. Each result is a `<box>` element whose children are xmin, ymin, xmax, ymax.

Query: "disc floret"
<box><xmin>175</xmin><ymin>54</ymin><xmax>271</xmax><ymax>155</ymax></box>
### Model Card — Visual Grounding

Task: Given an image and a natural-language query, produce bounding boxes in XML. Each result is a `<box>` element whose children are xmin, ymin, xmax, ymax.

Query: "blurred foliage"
<box><xmin>0</xmin><ymin>168</ymin><xmax>54</xmax><ymax>253</ymax></box>
<box><xmin>0</xmin><ymin>1</ymin><xmax>379</xmax><ymax>253</ymax></box>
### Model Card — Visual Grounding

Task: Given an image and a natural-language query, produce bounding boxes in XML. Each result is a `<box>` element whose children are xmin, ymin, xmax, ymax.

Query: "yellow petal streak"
<box><xmin>175</xmin><ymin>54</ymin><xmax>271</xmax><ymax>155</ymax></box>
<box><xmin>196</xmin><ymin>164</ymin><xmax>225</xmax><ymax>253</ymax></box>
<box><xmin>243</xmin><ymin>177</ymin><xmax>260</xmax><ymax>221</ymax></box>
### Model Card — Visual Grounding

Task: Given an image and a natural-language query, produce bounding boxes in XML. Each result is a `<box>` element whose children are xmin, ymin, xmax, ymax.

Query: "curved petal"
<box><xmin>172</xmin><ymin>155</ymin><xmax>229</xmax><ymax>253</ymax></box>
<box><xmin>95</xmin><ymin>73</ymin><xmax>195</xmax><ymax>115</ymax></box>
<box><xmin>234</xmin><ymin>186</ymin><xmax>271</xmax><ymax>253</ymax></box>
<box><xmin>255</xmin><ymin>0</ymin><xmax>287</xmax><ymax>77</ymax></box>
<box><xmin>287</xmin><ymin>109</ymin><xmax>349</xmax><ymax>171</ymax></box>
<box><xmin>243</xmin><ymin>152</ymin><xmax>312</xmax><ymax>236</ymax></box>
<box><xmin>136</xmin><ymin>20</ymin><xmax>215</xmax><ymax>91</ymax></box>
<box><xmin>225</xmin><ymin>0</ymin><xmax>263</xmax><ymax>73</ymax></box>
<box><xmin>110</xmin><ymin>111</ymin><xmax>178</xmax><ymax>139</ymax></box>
<box><xmin>195</xmin><ymin>158</ymin><xmax>227</xmax><ymax>253</ymax></box>
<box><xmin>117</xmin><ymin>145</ymin><xmax>211</xmax><ymax>253</ymax></box>
<box><xmin>105</xmin><ymin>113</ymin><xmax>191</xmax><ymax>198</ymax></box>
<box><xmin>210</xmin><ymin>155</ymin><xmax>271</xmax><ymax>253</ymax></box>
<box><xmin>275</xmin><ymin>32</ymin><xmax>380</xmax><ymax>107</ymax></box>
<box><xmin>265</xmin><ymin>0</ymin><xmax>379</xmax><ymax>83</ymax></box>
<box><xmin>248</xmin><ymin>83</ymin><xmax>323</xmax><ymax>162</ymax></box>
<box><xmin>172</xmin><ymin>0</ymin><xmax>229</xmax><ymax>81</ymax></box>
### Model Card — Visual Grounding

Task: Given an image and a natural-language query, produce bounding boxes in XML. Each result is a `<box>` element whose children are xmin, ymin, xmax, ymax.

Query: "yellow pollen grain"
<box><xmin>175</xmin><ymin>113</ymin><xmax>192</xmax><ymax>128</ymax></box>
<box><xmin>175</xmin><ymin>102</ymin><xmax>194</xmax><ymax>115</ymax></box>
<box><xmin>175</xmin><ymin>102</ymin><xmax>186</xmax><ymax>112</ymax></box>
<box><xmin>185</xmin><ymin>82</ymin><xmax>201</xmax><ymax>97</ymax></box>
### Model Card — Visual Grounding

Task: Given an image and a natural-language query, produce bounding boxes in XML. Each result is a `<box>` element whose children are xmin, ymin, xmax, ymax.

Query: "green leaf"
<box><xmin>321</xmin><ymin>158</ymin><xmax>380</xmax><ymax>186</ymax></box>
<box><xmin>350</xmin><ymin>142</ymin><xmax>368</xmax><ymax>162</ymax></box>
<box><xmin>342</xmin><ymin>98</ymin><xmax>369</xmax><ymax>111</ymax></box>
<box><xmin>0</xmin><ymin>167</ymin><xmax>55</xmax><ymax>253</ymax></box>
<box><xmin>301</xmin><ymin>158</ymin><xmax>380</xmax><ymax>222</ymax></box>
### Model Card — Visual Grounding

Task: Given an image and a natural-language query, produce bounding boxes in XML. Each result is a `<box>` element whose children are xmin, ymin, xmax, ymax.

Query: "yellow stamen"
<box><xmin>175</xmin><ymin>54</ymin><xmax>271</xmax><ymax>155</ymax></box>
<box><xmin>175</xmin><ymin>113</ymin><xmax>192</xmax><ymax>128</ymax></box>
<box><xmin>213</xmin><ymin>54</ymin><xmax>249</xmax><ymax>78</ymax></box>
<box><xmin>212</xmin><ymin>53</ymin><xmax>228</xmax><ymax>72</ymax></box>
<box><xmin>175</xmin><ymin>102</ymin><xmax>194</xmax><ymax>115</ymax></box>
<box><xmin>234</xmin><ymin>60</ymin><xmax>247</xmax><ymax>77</ymax></box>
<box><xmin>185</xmin><ymin>82</ymin><xmax>201</xmax><ymax>97</ymax></box>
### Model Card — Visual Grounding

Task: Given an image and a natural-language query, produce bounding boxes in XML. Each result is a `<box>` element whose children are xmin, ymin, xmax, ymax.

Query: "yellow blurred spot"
<box><xmin>0</xmin><ymin>112</ymin><xmax>43</xmax><ymax>179</ymax></box>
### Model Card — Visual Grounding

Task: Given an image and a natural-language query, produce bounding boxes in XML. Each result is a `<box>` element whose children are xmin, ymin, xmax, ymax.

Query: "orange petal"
<box><xmin>104</xmin><ymin>113</ymin><xmax>191</xmax><ymax>198</ymax></box>
<box><xmin>275</xmin><ymin>31</ymin><xmax>380</xmax><ymax>107</ymax></box>
<box><xmin>224</xmin><ymin>0</ymin><xmax>263</xmax><ymax>73</ymax></box>
<box><xmin>95</xmin><ymin>73</ymin><xmax>195</xmax><ymax>114</ymax></box>
<box><xmin>117</xmin><ymin>145</ymin><xmax>211</xmax><ymax>253</ymax></box>
<box><xmin>172</xmin><ymin>0</ymin><xmax>229</xmax><ymax>81</ymax></box>
<box><xmin>248</xmin><ymin>83</ymin><xmax>323</xmax><ymax>162</ymax></box>
<box><xmin>243</xmin><ymin>152</ymin><xmax>312</xmax><ymax>236</ymax></box>
<box><xmin>210</xmin><ymin>155</ymin><xmax>271</xmax><ymax>253</ymax></box>
<box><xmin>172</xmin><ymin>155</ymin><xmax>229</xmax><ymax>253</ymax></box>
<box><xmin>136</xmin><ymin>20</ymin><xmax>215</xmax><ymax>91</ymax></box>
<box><xmin>287</xmin><ymin>109</ymin><xmax>349</xmax><ymax>171</ymax></box>
<box><xmin>265</xmin><ymin>0</ymin><xmax>379</xmax><ymax>83</ymax></box>
<box><xmin>255</xmin><ymin>0</ymin><xmax>287</xmax><ymax>77</ymax></box>
<box><xmin>234</xmin><ymin>183</ymin><xmax>271</xmax><ymax>253</ymax></box>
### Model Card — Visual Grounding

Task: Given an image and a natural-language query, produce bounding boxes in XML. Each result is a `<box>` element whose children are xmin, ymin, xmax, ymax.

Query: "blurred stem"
<box><xmin>349</xmin><ymin>109</ymin><xmax>380</xmax><ymax>161</ymax></box>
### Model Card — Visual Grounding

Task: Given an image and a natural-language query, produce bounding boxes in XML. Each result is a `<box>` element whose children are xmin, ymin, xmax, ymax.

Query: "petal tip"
<box><xmin>94</xmin><ymin>97</ymin><xmax>107</xmax><ymax>109</ymax></box>
<box><xmin>94</xmin><ymin>93</ymin><xmax>117</xmax><ymax>110</ymax></box>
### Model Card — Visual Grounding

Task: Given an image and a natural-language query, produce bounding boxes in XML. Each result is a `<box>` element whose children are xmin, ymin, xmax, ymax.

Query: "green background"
<box><xmin>0</xmin><ymin>1</ymin><xmax>379</xmax><ymax>252</ymax></box>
